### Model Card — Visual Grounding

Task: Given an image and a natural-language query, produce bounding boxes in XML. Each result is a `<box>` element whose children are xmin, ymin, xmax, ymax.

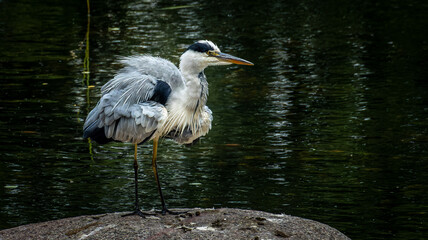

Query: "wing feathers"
<box><xmin>83</xmin><ymin>55</ymin><xmax>179</xmax><ymax>144</ymax></box>
<box><xmin>98</xmin><ymin>100</ymin><xmax>168</xmax><ymax>144</ymax></box>
<box><xmin>84</xmin><ymin>88</ymin><xmax>168</xmax><ymax>144</ymax></box>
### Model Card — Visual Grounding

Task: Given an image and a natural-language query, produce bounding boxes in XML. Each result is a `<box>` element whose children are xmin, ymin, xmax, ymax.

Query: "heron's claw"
<box><xmin>158</xmin><ymin>208</ymin><xmax>187</xmax><ymax>215</ymax></box>
<box><xmin>122</xmin><ymin>209</ymin><xmax>156</xmax><ymax>218</ymax></box>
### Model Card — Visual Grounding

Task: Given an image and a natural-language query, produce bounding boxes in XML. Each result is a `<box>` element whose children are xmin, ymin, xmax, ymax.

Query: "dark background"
<box><xmin>1</xmin><ymin>0</ymin><xmax>427</xmax><ymax>239</ymax></box>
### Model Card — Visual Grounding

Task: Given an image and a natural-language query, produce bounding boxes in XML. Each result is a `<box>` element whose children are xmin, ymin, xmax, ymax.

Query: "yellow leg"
<box><xmin>134</xmin><ymin>143</ymin><xmax>138</xmax><ymax>161</ymax></box>
<box><xmin>152</xmin><ymin>137</ymin><xmax>168</xmax><ymax>214</ymax></box>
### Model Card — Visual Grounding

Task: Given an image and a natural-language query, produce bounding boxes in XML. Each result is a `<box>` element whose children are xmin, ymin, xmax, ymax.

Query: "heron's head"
<box><xmin>180</xmin><ymin>40</ymin><xmax>253</xmax><ymax>74</ymax></box>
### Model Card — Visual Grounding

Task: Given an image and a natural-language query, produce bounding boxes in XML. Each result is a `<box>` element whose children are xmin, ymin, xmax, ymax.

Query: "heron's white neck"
<box><xmin>179</xmin><ymin>50</ymin><xmax>209</xmax><ymax>78</ymax></box>
<box><xmin>177</xmin><ymin>50</ymin><xmax>209</xmax><ymax>112</ymax></box>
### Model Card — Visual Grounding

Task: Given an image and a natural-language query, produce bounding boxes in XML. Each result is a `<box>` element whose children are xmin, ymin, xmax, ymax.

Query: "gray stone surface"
<box><xmin>0</xmin><ymin>208</ymin><xmax>350</xmax><ymax>240</ymax></box>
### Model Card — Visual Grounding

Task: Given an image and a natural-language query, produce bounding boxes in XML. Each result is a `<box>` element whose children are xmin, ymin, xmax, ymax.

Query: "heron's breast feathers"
<box><xmin>159</xmin><ymin>104</ymin><xmax>212</xmax><ymax>144</ymax></box>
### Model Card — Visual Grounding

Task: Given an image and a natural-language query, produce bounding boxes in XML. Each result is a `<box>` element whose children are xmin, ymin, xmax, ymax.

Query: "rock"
<box><xmin>0</xmin><ymin>208</ymin><xmax>350</xmax><ymax>239</ymax></box>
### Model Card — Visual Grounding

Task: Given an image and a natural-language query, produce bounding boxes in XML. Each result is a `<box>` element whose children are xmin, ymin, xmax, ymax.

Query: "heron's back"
<box><xmin>102</xmin><ymin>56</ymin><xmax>185</xmax><ymax>94</ymax></box>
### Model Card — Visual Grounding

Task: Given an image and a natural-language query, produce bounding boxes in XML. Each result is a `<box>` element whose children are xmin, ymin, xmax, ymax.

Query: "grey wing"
<box><xmin>83</xmin><ymin>88</ymin><xmax>168</xmax><ymax>144</ymax></box>
<box><xmin>83</xmin><ymin>56</ymin><xmax>176</xmax><ymax>144</ymax></box>
<box><xmin>102</xmin><ymin>55</ymin><xmax>185</xmax><ymax>94</ymax></box>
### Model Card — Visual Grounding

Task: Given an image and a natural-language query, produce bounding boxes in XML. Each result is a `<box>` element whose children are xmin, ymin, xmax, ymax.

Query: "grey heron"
<box><xmin>83</xmin><ymin>40</ymin><xmax>253</xmax><ymax>216</ymax></box>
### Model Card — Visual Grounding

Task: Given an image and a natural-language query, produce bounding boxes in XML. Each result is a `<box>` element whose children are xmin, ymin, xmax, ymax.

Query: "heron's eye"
<box><xmin>207</xmin><ymin>50</ymin><xmax>219</xmax><ymax>56</ymax></box>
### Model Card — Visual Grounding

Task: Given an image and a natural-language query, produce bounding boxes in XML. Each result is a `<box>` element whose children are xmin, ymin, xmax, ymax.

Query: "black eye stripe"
<box><xmin>187</xmin><ymin>42</ymin><xmax>214</xmax><ymax>53</ymax></box>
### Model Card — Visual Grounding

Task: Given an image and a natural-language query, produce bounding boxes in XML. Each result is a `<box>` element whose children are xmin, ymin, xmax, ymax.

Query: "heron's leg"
<box><xmin>122</xmin><ymin>144</ymin><xmax>154</xmax><ymax>218</ymax></box>
<box><xmin>152</xmin><ymin>138</ymin><xmax>167</xmax><ymax>213</ymax></box>
<box><xmin>152</xmin><ymin>138</ymin><xmax>186</xmax><ymax>215</ymax></box>
<box><xmin>132</xmin><ymin>144</ymin><xmax>140</xmax><ymax>210</ymax></box>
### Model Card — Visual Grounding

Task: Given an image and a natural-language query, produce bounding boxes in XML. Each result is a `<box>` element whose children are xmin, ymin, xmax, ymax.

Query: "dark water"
<box><xmin>1</xmin><ymin>0</ymin><xmax>428</xmax><ymax>239</ymax></box>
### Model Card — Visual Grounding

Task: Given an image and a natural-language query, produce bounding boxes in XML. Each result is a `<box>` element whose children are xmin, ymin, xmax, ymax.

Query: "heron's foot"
<box><xmin>122</xmin><ymin>209</ymin><xmax>156</xmax><ymax>218</ymax></box>
<box><xmin>158</xmin><ymin>208</ymin><xmax>187</xmax><ymax>215</ymax></box>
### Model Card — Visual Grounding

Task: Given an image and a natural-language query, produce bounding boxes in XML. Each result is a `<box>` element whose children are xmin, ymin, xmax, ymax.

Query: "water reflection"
<box><xmin>1</xmin><ymin>0</ymin><xmax>428</xmax><ymax>239</ymax></box>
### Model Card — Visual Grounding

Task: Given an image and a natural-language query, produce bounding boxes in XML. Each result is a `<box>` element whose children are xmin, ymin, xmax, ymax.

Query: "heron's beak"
<box><xmin>215</xmin><ymin>52</ymin><xmax>254</xmax><ymax>66</ymax></box>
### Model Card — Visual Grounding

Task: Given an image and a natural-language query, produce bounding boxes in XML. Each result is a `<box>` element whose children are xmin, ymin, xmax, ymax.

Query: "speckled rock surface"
<box><xmin>0</xmin><ymin>208</ymin><xmax>350</xmax><ymax>240</ymax></box>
